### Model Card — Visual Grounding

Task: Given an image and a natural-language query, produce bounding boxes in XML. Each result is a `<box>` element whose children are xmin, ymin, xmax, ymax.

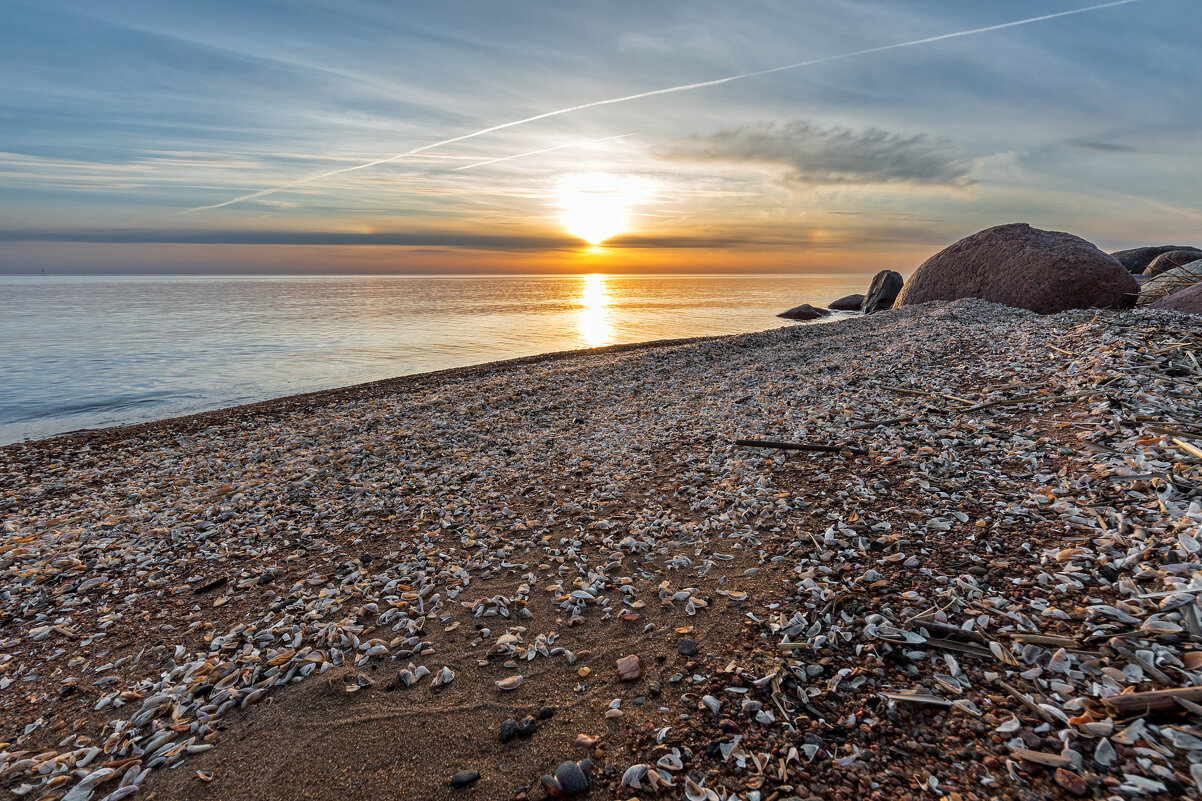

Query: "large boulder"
<box><xmin>1150</xmin><ymin>282</ymin><xmax>1202</xmax><ymax>314</ymax></box>
<box><xmin>1138</xmin><ymin>260</ymin><xmax>1202</xmax><ymax>305</ymax></box>
<box><xmin>1143</xmin><ymin>249</ymin><xmax>1202</xmax><ymax>277</ymax></box>
<box><xmin>1110</xmin><ymin>245</ymin><xmax>1199</xmax><ymax>274</ymax></box>
<box><xmin>896</xmin><ymin>223</ymin><xmax>1138</xmax><ymax>314</ymax></box>
<box><xmin>860</xmin><ymin>270</ymin><xmax>904</xmax><ymax>313</ymax></box>
<box><xmin>777</xmin><ymin>303</ymin><xmax>830</xmax><ymax>321</ymax></box>
<box><xmin>827</xmin><ymin>293</ymin><xmax>865</xmax><ymax>311</ymax></box>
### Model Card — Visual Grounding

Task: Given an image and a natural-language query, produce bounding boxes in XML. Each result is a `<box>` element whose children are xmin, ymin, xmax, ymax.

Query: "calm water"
<box><xmin>0</xmin><ymin>274</ymin><xmax>870</xmax><ymax>444</ymax></box>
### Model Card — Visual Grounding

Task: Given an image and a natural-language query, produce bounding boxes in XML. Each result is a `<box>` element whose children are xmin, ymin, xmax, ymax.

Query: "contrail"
<box><xmin>452</xmin><ymin>133</ymin><xmax>638</xmax><ymax>172</ymax></box>
<box><xmin>186</xmin><ymin>0</ymin><xmax>1144</xmax><ymax>212</ymax></box>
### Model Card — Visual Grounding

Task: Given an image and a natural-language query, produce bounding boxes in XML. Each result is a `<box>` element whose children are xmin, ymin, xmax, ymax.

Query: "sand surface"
<box><xmin>1</xmin><ymin>300</ymin><xmax>1200</xmax><ymax>801</ymax></box>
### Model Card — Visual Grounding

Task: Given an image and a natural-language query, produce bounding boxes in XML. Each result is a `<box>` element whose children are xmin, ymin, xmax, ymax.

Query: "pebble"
<box><xmin>677</xmin><ymin>639</ymin><xmax>699</xmax><ymax>656</ymax></box>
<box><xmin>616</xmin><ymin>654</ymin><xmax>641</xmax><ymax>681</ymax></box>
<box><xmin>450</xmin><ymin>771</ymin><xmax>480</xmax><ymax>788</ymax></box>
<box><xmin>0</xmin><ymin>299</ymin><xmax>1198</xmax><ymax>801</ymax></box>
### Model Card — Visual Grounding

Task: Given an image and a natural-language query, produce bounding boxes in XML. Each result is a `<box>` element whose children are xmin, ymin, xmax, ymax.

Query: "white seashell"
<box><xmin>621</xmin><ymin>764</ymin><xmax>649</xmax><ymax>789</ymax></box>
<box><xmin>495</xmin><ymin>675</ymin><xmax>522</xmax><ymax>691</ymax></box>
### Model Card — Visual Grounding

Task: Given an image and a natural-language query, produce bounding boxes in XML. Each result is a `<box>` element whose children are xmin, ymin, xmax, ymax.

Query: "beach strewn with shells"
<box><xmin>2</xmin><ymin>299</ymin><xmax>1200</xmax><ymax>801</ymax></box>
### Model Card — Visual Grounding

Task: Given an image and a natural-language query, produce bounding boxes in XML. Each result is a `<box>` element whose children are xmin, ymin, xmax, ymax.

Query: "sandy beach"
<box><xmin>2</xmin><ymin>299</ymin><xmax>1200</xmax><ymax>801</ymax></box>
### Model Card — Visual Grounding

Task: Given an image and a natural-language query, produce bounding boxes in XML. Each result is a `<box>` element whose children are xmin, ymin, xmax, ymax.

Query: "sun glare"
<box><xmin>578</xmin><ymin>273</ymin><xmax>613</xmax><ymax>347</ymax></box>
<box><xmin>558</xmin><ymin>173</ymin><xmax>634</xmax><ymax>246</ymax></box>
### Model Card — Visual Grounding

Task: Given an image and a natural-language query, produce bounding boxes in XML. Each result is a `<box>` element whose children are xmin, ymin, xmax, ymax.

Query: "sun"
<box><xmin>558</xmin><ymin>173</ymin><xmax>634</xmax><ymax>246</ymax></box>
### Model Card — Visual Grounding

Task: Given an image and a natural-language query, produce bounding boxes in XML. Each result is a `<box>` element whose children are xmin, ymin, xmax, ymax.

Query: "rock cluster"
<box><xmin>778</xmin><ymin>225</ymin><xmax>1199</xmax><ymax>321</ymax></box>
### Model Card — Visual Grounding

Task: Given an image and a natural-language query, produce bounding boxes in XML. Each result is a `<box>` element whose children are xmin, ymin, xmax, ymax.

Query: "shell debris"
<box><xmin>0</xmin><ymin>299</ymin><xmax>1199</xmax><ymax>799</ymax></box>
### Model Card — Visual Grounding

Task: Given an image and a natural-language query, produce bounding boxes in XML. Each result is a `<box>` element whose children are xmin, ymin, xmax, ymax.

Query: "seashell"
<box><xmin>541</xmin><ymin>759</ymin><xmax>591</xmax><ymax>797</ymax></box>
<box><xmin>620</xmin><ymin>764</ymin><xmax>649</xmax><ymax>789</ymax></box>
<box><xmin>686</xmin><ymin>777</ymin><xmax>711</xmax><ymax>801</ymax></box>
<box><xmin>495</xmin><ymin>675</ymin><xmax>523</xmax><ymax>691</ymax></box>
<box><xmin>1094</xmin><ymin>737</ymin><xmax>1115</xmax><ymax>766</ymax></box>
<box><xmin>700</xmin><ymin>695</ymin><xmax>720</xmax><ymax>715</ymax></box>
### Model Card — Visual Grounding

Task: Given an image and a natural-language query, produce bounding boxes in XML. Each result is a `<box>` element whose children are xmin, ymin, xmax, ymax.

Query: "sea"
<box><xmin>0</xmin><ymin>273</ymin><xmax>871</xmax><ymax>444</ymax></box>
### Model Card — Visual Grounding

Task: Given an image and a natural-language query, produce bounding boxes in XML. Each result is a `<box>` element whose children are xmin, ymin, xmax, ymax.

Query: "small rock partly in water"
<box><xmin>827</xmin><ymin>293</ymin><xmax>865</xmax><ymax>311</ymax></box>
<box><xmin>777</xmin><ymin>303</ymin><xmax>830</xmax><ymax>321</ymax></box>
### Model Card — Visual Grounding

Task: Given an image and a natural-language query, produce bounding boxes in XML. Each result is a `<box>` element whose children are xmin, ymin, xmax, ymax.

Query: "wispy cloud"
<box><xmin>183</xmin><ymin>0</ymin><xmax>1145</xmax><ymax>212</ymax></box>
<box><xmin>661</xmin><ymin>121</ymin><xmax>974</xmax><ymax>187</ymax></box>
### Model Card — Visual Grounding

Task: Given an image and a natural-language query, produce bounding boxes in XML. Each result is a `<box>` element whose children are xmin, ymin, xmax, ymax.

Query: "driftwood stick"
<box><xmin>734</xmin><ymin>439</ymin><xmax>868</xmax><ymax>456</ymax></box>
<box><xmin>848</xmin><ymin>416</ymin><xmax>916</xmax><ymax>430</ymax></box>
<box><xmin>883</xmin><ymin>386</ymin><xmax>934</xmax><ymax>398</ymax></box>
<box><xmin>996</xmin><ymin>679</ymin><xmax>1060</xmax><ymax>725</ymax></box>
<box><xmin>962</xmin><ymin>390</ymin><xmax>1104</xmax><ymax>413</ymax></box>
<box><xmin>1100</xmin><ymin>686</ymin><xmax>1202</xmax><ymax>715</ymax></box>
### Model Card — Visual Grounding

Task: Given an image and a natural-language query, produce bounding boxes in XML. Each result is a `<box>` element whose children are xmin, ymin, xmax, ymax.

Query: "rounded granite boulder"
<box><xmin>827</xmin><ymin>293</ymin><xmax>865</xmax><ymax>311</ymax></box>
<box><xmin>1143</xmin><ymin>249</ymin><xmax>1202</xmax><ymax>278</ymax></box>
<box><xmin>1138</xmin><ymin>260</ymin><xmax>1202</xmax><ymax>305</ymax></box>
<box><xmin>1150</xmin><ymin>281</ymin><xmax>1202</xmax><ymax>314</ymax></box>
<box><xmin>896</xmin><ymin>223</ymin><xmax>1139</xmax><ymax>314</ymax></box>
<box><xmin>777</xmin><ymin>303</ymin><xmax>830</xmax><ymax>321</ymax></box>
<box><xmin>1110</xmin><ymin>244</ymin><xmax>1200</xmax><ymax>274</ymax></box>
<box><xmin>860</xmin><ymin>270</ymin><xmax>904</xmax><ymax>314</ymax></box>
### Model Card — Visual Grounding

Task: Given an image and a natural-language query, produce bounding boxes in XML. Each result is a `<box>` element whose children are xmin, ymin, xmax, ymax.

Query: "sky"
<box><xmin>1</xmin><ymin>0</ymin><xmax>1199</xmax><ymax>274</ymax></box>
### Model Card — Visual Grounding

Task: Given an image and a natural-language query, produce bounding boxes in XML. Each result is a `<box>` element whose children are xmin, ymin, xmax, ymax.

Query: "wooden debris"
<box><xmin>733</xmin><ymin>439</ymin><xmax>868</xmax><ymax>456</ymax></box>
<box><xmin>1100</xmin><ymin>687</ymin><xmax>1202</xmax><ymax>716</ymax></box>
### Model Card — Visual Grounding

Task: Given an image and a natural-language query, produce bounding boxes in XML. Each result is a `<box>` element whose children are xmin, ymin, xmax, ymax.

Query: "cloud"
<box><xmin>661</xmin><ymin>121</ymin><xmax>975</xmax><ymax>187</ymax></box>
<box><xmin>0</xmin><ymin>228</ymin><xmax>750</xmax><ymax>251</ymax></box>
<box><xmin>1062</xmin><ymin>139</ymin><xmax>1138</xmax><ymax>153</ymax></box>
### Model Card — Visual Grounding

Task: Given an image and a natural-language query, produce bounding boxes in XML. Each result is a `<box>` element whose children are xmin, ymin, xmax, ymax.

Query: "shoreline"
<box><xmin>1</xmin><ymin>332</ymin><xmax>727</xmax><ymax>452</ymax></box>
<box><xmin>1</xmin><ymin>299</ymin><xmax>1199</xmax><ymax>801</ymax></box>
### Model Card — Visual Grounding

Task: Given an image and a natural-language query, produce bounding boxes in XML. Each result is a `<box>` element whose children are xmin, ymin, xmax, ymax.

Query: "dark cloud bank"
<box><xmin>663</xmin><ymin>120</ymin><xmax>974</xmax><ymax>187</ymax></box>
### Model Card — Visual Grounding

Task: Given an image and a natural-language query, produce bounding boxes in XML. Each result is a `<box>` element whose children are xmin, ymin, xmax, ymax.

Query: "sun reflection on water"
<box><xmin>578</xmin><ymin>274</ymin><xmax>613</xmax><ymax>347</ymax></box>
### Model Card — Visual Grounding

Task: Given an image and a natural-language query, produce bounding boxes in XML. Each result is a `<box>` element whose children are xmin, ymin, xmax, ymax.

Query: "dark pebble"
<box><xmin>632</xmin><ymin>696</ymin><xmax>646</xmax><ymax>706</ymax></box>
<box><xmin>450</xmin><ymin>771</ymin><xmax>479</xmax><ymax>788</ymax></box>
<box><xmin>517</xmin><ymin>717</ymin><xmax>537</xmax><ymax>739</ymax></box>
<box><xmin>678</xmin><ymin>639</ymin><xmax>698</xmax><ymax>656</ymax></box>
<box><xmin>537</xmin><ymin>706</ymin><xmax>555</xmax><ymax>720</ymax></box>
<box><xmin>500</xmin><ymin>719</ymin><xmax>518</xmax><ymax>743</ymax></box>
<box><xmin>648</xmin><ymin>682</ymin><xmax>662</xmax><ymax>697</ymax></box>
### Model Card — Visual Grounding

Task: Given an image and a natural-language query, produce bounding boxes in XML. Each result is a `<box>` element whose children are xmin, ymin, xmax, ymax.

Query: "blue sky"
<box><xmin>1</xmin><ymin>0</ymin><xmax>1198</xmax><ymax>273</ymax></box>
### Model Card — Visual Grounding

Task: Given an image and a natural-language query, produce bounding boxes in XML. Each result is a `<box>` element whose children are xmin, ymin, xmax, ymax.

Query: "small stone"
<box><xmin>1054</xmin><ymin>768</ymin><xmax>1088</xmax><ymax>796</ymax></box>
<box><xmin>577</xmin><ymin>667</ymin><xmax>590</xmax><ymax>678</ymax></box>
<box><xmin>677</xmin><ymin>639</ymin><xmax>698</xmax><ymax>656</ymax></box>
<box><xmin>450</xmin><ymin>770</ymin><xmax>480</xmax><ymax>788</ymax></box>
<box><xmin>517</xmin><ymin>717</ymin><xmax>537</xmax><ymax>739</ymax></box>
<box><xmin>632</xmin><ymin>696</ymin><xmax>646</xmax><ymax>706</ymax></box>
<box><xmin>573</xmin><ymin>733</ymin><xmax>600</xmax><ymax>750</ymax></box>
<box><xmin>616</xmin><ymin>654</ymin><xmax>641</xmax><ymax>681</ymax></box>
<box><xmin>500</xmin><ymin>719</ymin><xmax>518</xmax><ymax>743</ymax></box>
<box><xmin>538</xmin><ymin>706</ymin><xmax>555</xmax><ymax>720</ymax></box>
<box><xmin>648</xmin><ymin>682</ymin><xmax>662</xmax><ymax>697</ymax></box>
